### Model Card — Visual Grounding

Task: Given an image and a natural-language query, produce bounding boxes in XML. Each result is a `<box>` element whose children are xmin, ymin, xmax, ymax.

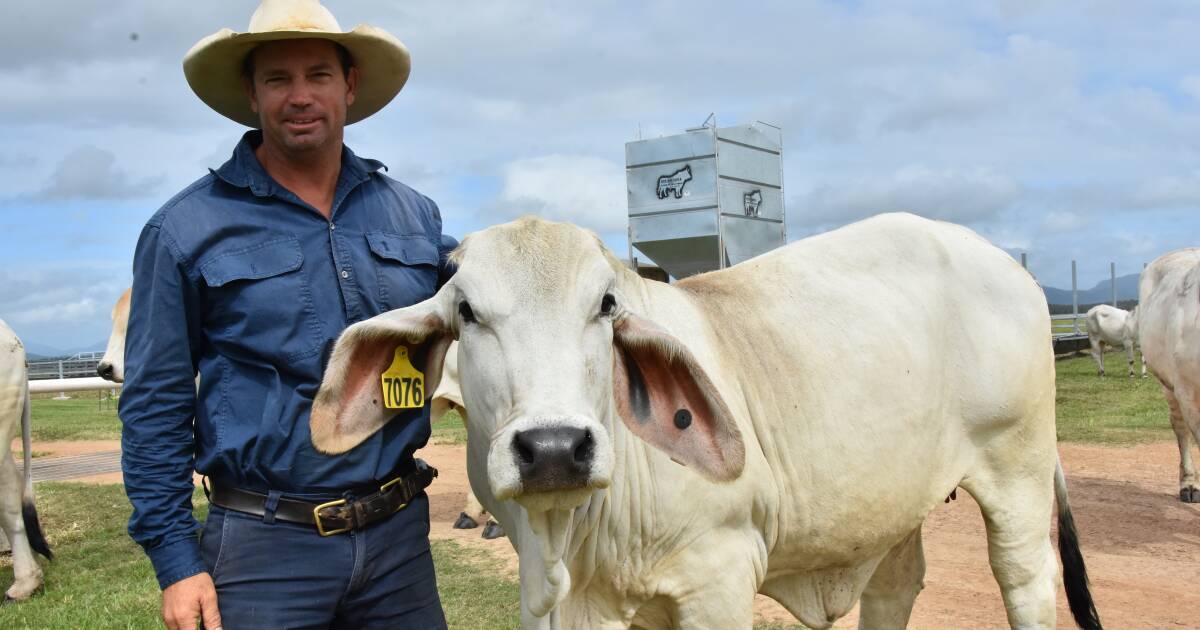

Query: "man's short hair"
<box><xmin>241</xmin><ymin>41</ymin><xmax>355</xmax><ymax>82</ymax></box>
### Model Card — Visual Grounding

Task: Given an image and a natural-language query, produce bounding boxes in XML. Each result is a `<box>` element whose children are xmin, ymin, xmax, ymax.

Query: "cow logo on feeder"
<box><xmin>744</xmin><ymin>190</ymin><xmax>763</xmax><ymax>217</ymax></box>
<box><xmin>656</xmin><ymin>165</ymin><xmax>692</xmax><ymax>200</ymax></box>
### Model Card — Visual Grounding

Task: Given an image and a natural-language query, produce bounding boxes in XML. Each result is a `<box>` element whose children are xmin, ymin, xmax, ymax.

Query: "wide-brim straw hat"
<box><xmin>183</xmin><ymin>0</ymin><xmax>410</xmax><ymax>127</ymax></box>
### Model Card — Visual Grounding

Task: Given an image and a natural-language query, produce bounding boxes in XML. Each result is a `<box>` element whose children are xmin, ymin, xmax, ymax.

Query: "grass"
<box><xmin>0</xmin><ymin>483</ymin><xmax>522</xmax><ymax>629</ymax></box>
<box><xmin>28</xmin><ymin>397</ymin><xmax>121</xmax><ymax>442</ymax></box>
<box><xmin>431</xmin><ymin>408</ymin><xmax>467</xmax><ymax>445</ymax></box>
<box><xmin>1055</xmin><ymin>352</ymin><xmax>1172</xmax><ymax>444</ymax></box>
<box><xmin>26</xmin><ymin>398</ymin><xmax>466</xmax><ymax>446</ymax></box>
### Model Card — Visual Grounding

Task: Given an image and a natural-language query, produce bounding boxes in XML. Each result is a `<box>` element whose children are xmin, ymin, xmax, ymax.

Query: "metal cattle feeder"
<box><xmin>625</xmin><ymin>120</ymin><xmax>785</xmax><ymax>280</ymax></box>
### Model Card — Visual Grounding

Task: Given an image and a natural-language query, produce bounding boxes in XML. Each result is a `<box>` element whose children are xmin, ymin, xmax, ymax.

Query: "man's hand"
<box><xmin>162</xmin><ymin>572</ymin><xmax>222</xmax><ymax>630</ymax></box>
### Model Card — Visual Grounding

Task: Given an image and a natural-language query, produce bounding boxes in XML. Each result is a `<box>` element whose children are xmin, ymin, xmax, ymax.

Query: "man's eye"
<box><xmin>459</xmin><ymin>301</ymin><xmax>476</xmax><ymax>324</ymax></box>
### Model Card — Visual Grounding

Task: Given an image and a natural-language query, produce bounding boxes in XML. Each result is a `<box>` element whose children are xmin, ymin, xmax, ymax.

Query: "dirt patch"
<box><xmin>11</xmin><ymin>439</ymin><xmax>120</xmax><ymax>459</ymax></box>
<box><xmin>420</xmin><ymin>441</ymin><xmax>1200</xmax><ymax>629</ymax></box>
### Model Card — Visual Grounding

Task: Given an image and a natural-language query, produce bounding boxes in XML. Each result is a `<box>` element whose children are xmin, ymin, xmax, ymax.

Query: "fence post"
<box><xmin>1071</xmin><ymin>260</ymin><xmax>1079</xmax><ymax>334</ymax></box>
<box><xmin>1110</xmin><ymin>262</ymin><xmax>1117</xmax><ymax>307</ymax></box>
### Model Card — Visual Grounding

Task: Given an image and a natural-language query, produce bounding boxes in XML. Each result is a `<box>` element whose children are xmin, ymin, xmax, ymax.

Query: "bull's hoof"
<box><xmin>453</xmin><ymin>512</ymin><xmax>479</xmax><ymax>529</ymax></box>
<box><xmin>1181</xmin><ymin>486</ymin><xmax>1200</xmax><ymax>503</ymax></box>
<box><xmin>482</xmin><ymin>520</ymin><xmax>505</xmax><ymax>540</ymax></box>
<box><xmin>2</xmin><ymin>585</ymin><xmax>43</xmax><ymax>605</ymax></box>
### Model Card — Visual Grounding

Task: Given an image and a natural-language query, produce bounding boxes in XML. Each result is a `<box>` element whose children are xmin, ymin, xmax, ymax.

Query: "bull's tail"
<box><xmin>20</xmin><ymin>384</ymin><xmax>51</xmax><ymax>560</ymax></box>
<box><xmin>1054</xmin><ymin>456</ymin><xmax>1099</xmax><ymax>630</ymax></box>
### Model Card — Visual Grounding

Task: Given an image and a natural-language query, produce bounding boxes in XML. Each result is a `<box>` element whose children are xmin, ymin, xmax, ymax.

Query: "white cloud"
<box><xmin>0</xmin><ymin>264</ymin><xmax>126</xmax><ymax>349</ymax></box>
<box><xmin>1132</xmin><ymin>171</ymin><xmax>1200</xmax><ymax>208</ymax></box>
<box><xmin>36</xmin><ymin>146</ymin><xmax>165</xmax><ymax>201</ymax></box>
<box><xmin>799</xmin><ymin>165</ymin><xmax>1021</xmax><ymax>226</ymax></box>
<box><xmin>496</xmin><ymin>155</ymin><xmax>627</xmax><ymax>233</ymax></box>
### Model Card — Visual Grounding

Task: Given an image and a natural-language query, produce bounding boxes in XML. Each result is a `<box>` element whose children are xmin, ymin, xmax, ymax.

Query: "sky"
<box><xmin>1</xmin><ymin>0</ymin><xmax>1198</xmax><ymax>351</ymax></box>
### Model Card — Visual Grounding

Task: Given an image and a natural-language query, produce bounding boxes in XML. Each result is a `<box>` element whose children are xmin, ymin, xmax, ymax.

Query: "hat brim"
<box><xmin>183</xmin><ymin>25</ymin><xmax>410</xmax><ymax>128</ymax></box>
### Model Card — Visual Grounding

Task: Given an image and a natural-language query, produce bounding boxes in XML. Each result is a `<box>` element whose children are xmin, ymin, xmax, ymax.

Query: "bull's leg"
<box><xmin>1164</xmin><ymin>386</ymin><xmax>1200</xmax><ymax>503</ymax></box>
<box><xmin>963</xmin><ymin>471</ymin><xmax>1058</xmax><ymax>628</ymax></box>
<box><xmin>454</xmin><ymin>490</ymin><xmax>487</xmax><ymax>529</ymax></box>
<box><xmin>1125</xmin><ymin>343</ymin><xmax>1136</xmax><ymax>378</ymax></box>
<box><xmin>1088</xmin><ymin>337</ymin><xmax>1105</xmax><ymax>376</ymax></box>
<box><xmin>0</xmin><ymin>452</ymin><xmax>42</xmax><ymax>601</ymax></box>
<box><xmin>858</xmin><ymin>527</ymin><xmax>925</xmax><ymax>630</ymax></box>
<box><xmin>672</xmin><ymin>546</ymin><xmax>759</xmax><ymax>630</ymax></box>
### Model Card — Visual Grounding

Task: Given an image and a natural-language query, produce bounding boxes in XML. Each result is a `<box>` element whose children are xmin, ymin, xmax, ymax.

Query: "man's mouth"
<box><xmin>285</xmin><ymin>117</ymin><xmax>323</xmax><ymax>131</ymax></box>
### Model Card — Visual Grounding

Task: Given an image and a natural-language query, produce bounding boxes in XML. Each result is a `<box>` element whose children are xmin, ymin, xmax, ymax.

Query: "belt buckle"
<box><xmin>379</xmin><ymin>476</ymin><xmax>408</xmax><ymax>514</ymax></box>
<box><xmin>313</xmin><ymin>498</ymin><xmax>350</xmax><ymax>537</ymax></box>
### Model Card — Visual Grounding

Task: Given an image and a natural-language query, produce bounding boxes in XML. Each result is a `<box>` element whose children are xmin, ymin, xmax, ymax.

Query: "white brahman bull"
<box><xmin>0</xmin><ymin>319</ymin><xmax>53</xmax><ymax>601</ymax></box>
<box><xmin>1084</xmin><ymin>304</ymin><xmax>1145</xmax><ymax>378</ymax></box>
<box><xmin>96</xmin><ymin>288</ymin><xmax>130</xmax><ymax>383</ymax></box>
<box><xmin>309</xmin><ymin>213</ymin><xmax>1102</xmax><ymax>629</ymax></box>
<box><xmin>432</xmin><ymin>343</ymin><xmax>505</xmax><ymax>539</ymax></box>
<box><xmin>1137</xmin><ymin>248</ymin><xmax>1200</xmax><ymax>503</ymax></box>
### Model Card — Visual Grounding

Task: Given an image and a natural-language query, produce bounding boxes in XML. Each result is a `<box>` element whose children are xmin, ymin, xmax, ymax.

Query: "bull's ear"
<box><xmin>611</xmin><ymin>313</ymin><xmax>745</xmax><ymax>481</ymax></box>
<box><xmin>311</xmin><ymin>293</ymin><xmax>453</xmax><ymax>454</ymax></box>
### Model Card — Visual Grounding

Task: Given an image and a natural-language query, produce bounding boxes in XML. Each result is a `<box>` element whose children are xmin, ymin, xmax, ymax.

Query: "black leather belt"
<box><xmin>206</xmin><ymin>459</ymin><xmax>438</xmax><ymax>536</ymax></box>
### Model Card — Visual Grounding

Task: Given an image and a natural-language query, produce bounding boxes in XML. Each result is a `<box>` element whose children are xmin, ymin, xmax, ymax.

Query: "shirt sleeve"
<box><xmin>118</xmin><ymin>221</ymin><xmax>207</xmax><ymax>590</ymax></box>
<box><xmin>430</xmin><ymin>197</ymin><xmax>458</xmax><ymax>288</ymax></box>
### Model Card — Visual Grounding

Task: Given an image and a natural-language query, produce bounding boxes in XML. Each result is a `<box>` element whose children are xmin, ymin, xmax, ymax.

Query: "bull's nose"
<box><xmin>512</xmin><ymin>427</ymin><xmax>594</xmax><ymax>493</ymax></box>
<box><xmin>97</xmin><ymin>363</ymin><xmax>114</xmax><ymax>380</ymax></box>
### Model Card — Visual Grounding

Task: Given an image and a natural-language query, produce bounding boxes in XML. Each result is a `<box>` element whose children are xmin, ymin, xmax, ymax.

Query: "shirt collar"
<box><xmin>212</xmin><ymin>130</ymin><xmax>387</xmax><ymax>198</ymax></box>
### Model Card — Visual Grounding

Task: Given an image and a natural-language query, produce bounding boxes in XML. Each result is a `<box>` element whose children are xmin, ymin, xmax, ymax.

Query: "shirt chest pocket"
<box><xmin>199</xmin><ymin>236</ymin><xmax>324</xmax><ymax>363</ymax></box>
<box><xmin>366</xmin><ymin>231</ymin><xmax>439</xmax><ymax>311</ymax></box>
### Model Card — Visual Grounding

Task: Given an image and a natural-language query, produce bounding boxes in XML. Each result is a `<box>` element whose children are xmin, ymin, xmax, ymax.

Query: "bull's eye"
<box><xmin>600</xmin><ymin>293</ymin><xmax>617</xmax><ymax>317</ymax></box>
<box><xmin>458</xmin><ymin>301</ymin><xmax>477</xmax><ymax>324</ymax></box>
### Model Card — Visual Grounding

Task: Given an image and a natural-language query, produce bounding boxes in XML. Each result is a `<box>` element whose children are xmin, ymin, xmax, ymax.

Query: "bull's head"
<box><xmin>310</xmin><ymin>217</ymin><xmax>745</xmax><ymax>514</ymax></box>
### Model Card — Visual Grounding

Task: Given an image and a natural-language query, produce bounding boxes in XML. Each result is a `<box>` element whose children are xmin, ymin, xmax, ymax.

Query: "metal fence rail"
<box><xmin>27</xmin><ymin>354</ymin><xmax>103</xmax><ymax>380</ymax></box>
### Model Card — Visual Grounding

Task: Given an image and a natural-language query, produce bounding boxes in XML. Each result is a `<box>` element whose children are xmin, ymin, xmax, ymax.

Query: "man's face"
<box><xmin>246</xmin><ymin>39</ymin><xmax>358</xmax><ymax>156</ymax></box>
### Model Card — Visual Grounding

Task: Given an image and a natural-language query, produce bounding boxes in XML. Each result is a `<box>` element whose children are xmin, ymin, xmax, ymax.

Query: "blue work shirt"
<box><xmin>119</xmin><ymin>131</ymin><xmax>456</xmax><ymax>589</ymax></box>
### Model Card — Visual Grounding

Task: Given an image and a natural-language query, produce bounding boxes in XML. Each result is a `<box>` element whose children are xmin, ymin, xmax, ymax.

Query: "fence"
<box><xmin>27</xmin><ymin>353</ymin><xmax>105</xmax><ymax>381</ymax></box>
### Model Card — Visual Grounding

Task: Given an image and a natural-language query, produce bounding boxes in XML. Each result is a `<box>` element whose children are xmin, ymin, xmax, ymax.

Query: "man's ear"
<box><xmin>243</xmin><ymin>76</ymin><xmax>259</xmax><ymax>114</ymax></box>
<box><xmin>611</xmin><ymin>313</ymin><xmax>745</xmax><ymax>482</ymax></box>
<box><xmin>345</xmin><ymin>65</ymin><xmax>359</xmax><ymax>107</ymax></box>
<box><xmin>311</xmin><ymin>292</ymin><xmax>452</xmax><ymax>454</ymax></box>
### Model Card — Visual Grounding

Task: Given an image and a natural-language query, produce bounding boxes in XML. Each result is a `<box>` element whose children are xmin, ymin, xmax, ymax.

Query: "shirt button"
<box><xmin>340</xmin><ymin>270</ymin><xmax>349</xmax><ymax>279</ymax></box>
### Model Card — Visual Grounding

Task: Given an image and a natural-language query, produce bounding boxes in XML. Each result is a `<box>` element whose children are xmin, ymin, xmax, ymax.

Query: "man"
<box><xmin>119</xmin><ymin>2</ymin><xmax>452</xmax><ymax>628</ymax></box>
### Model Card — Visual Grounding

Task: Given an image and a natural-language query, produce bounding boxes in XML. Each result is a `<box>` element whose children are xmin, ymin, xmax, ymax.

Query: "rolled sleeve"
<box><xmin>118</xmin><ymin>221</ymin><xmax>206</xmax><ymax>589</ymax></box>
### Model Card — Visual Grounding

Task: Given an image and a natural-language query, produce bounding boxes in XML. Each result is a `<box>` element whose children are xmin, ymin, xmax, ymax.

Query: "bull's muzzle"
<box><xmin>512</xmin><ymin>426</ymin><xmax>594</xmax><ymax>493</ymax></box>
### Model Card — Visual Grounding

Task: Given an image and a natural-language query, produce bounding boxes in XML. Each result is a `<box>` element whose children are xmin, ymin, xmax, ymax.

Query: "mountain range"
<box><xmin>23</xmin><ymin>340</ymin><xmax>108</xmax><ymax>361</ymax></box>
<box><xmin>1042</xmin><ymin>273</ymin><xmax>1140</xmax><ymax>306</ymax></box>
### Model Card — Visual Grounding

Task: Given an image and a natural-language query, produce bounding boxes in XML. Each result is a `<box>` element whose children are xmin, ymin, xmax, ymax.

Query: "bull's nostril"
<box><xmin>514</xmin><ymin>435</ymin><xmax>536</xmax><ymax>466</ymax></box>
<box><xmin>574</xmin><ymin>430</ymin><xmax>594</xmax><ymax>464</ymax></box>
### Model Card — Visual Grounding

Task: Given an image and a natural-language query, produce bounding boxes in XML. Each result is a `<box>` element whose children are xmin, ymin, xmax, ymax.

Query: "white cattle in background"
<box><xmin>432</xmin><ymin>343</ymin><xmax>504</xmax><ymax>539</ymax></box>
<box><xmin>1084</xmin><ymin>304</ymin><xmax>1145</xmax><ymax>378</ymax></box>
<box><xmin>310</xmin><ymin>214</ymin><xmax>1102</xmax><ymax>630</ymax></box>
<box><xmin>1137</xmin><ymin>248</ymin><xmax>1200</xmax><ymax>503</ymax></box>
<box><xmin>96</xmin><ymin>288</ymin><xmax>131</xmax><ymax>383</ymax></box>
<box><xmin>0</xmin><ymin>319</ymin><xmax>53</xmax><ymax>601</ymax></box>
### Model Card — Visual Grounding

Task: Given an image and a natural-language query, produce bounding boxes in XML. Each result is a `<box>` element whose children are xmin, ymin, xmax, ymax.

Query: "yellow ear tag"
<box><xmin>380</xmin><ymin>346</ymin><xmax>425</xmax><ymax>410</ymax></box>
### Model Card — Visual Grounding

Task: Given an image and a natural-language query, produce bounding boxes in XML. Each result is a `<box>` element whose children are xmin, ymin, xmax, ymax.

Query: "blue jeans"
<box><xmin>199</xmin><ymin>491</ymin><xmax>447</xmax><ymax>629</ymax></box>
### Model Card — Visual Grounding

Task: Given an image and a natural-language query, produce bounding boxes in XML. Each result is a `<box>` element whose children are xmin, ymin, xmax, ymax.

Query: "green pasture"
<box><xmin>2</xmin><ymin>354</ymin><xmax>1172</xmax><ymax>628</ymax></box>
<box><xmin>22</xmin><ymin>397</ymin><xmax>467</xmax><ymax>445</ymax></box>
<box><xmin>0</xmin><ymin>484</ymin><xmax>520</xmax><ymax>630</ymax></box>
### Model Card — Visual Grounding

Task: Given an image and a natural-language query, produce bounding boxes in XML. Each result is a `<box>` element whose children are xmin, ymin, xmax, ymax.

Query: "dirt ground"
<box><xmin>417</xmin><ymin>441</ymin><xmax>1200</xmax><ymax>629</ymax></box>
<box><xmin>29</xmin><ymin>439</ymin><xmax>1198</xmax><ymax>627</ymax></box>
